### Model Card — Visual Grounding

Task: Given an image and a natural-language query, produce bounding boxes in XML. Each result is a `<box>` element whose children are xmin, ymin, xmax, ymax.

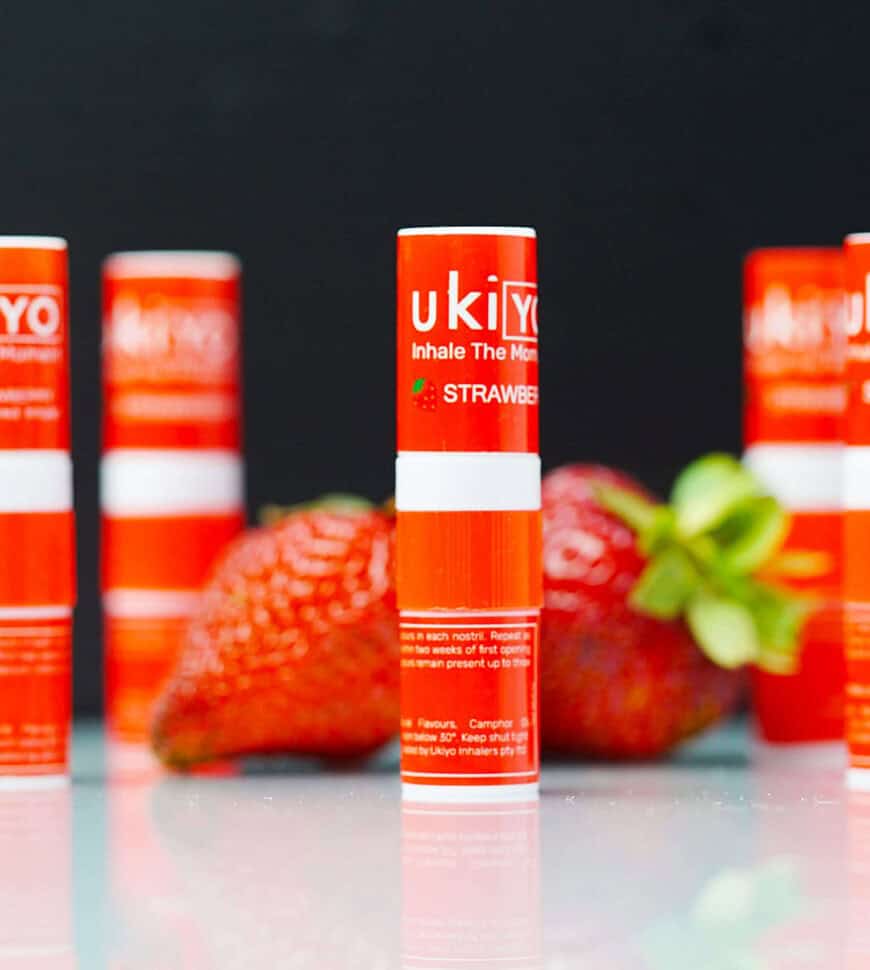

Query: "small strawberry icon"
<box><xmin>412</xmin><ymin>378</ymin><xmax>438</xmax><ymax>411</ymax></box>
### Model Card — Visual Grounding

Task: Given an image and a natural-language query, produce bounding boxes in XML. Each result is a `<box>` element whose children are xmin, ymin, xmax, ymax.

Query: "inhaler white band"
<box><xmin>396</xmin><ymin>452</ymin><xmax>541</xmax><ymax>512</ymax></box>
<box><xmin>0</xmin><ymin>451</ymin><xmax>72</xmax><ymax>512</ymax></box>
<box><xmin>743</xmin><ymin>443</ymin><xmax>842</xmax><ymax>511</ymax></box>
<box><xmin>842</xmin><ymin>446</ymin><xmax>870</xmax><ymax>510</ymax></box>
<box><xmin>102</xmin><ymin>589</ymin><xmax>202</xmax><ymax>618</ymax></box>
<box><xmin>101</xmin><ymin>449</ymin><xmax>244</xmax><ymax>516</ymax></box>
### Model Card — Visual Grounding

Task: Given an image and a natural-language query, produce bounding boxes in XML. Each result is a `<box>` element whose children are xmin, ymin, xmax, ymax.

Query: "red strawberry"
<box><xmin>541</xmin><ymin>465</ymin><xmax>740</xmax><ymax>758</ymax></box>
<box><xmin>412</xmin><ymin>377</ymin><xmax>438</xmax><ymax>411</ymax></box>
<box><xmin>151</xmin><ymin>504</ymin><xmax>398</xmax><ymax>767</ymax></box>
<box><xmin>540</xmin><ymin>457</ymin><xmax>809</xmax><ymax>758</ymax></box>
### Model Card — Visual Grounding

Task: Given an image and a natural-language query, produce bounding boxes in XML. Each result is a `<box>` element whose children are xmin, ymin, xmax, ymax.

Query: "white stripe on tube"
<box><xmin>843</xmin><ymin>447</ymin><xmax>870</xmax><ymax>510</ymax></box>
<box><xmin>0</xmin><ymin>451</ymin><xmax>72</xmax><ymax>512</ymax></box>
<box><xmin>396</xmin><ymin>452</ymin><xmax>541</xmax><ymax>512</ymax></box>
<box><xmin>100</xmin><ymin>449</ymin><xmax>244</xmax><ymax>516</ymax></box>
<box><xmin>743</xmin><ymin>443</ymin><xmax>842</xmax><ymax>511</ymax></box>
<box><xmin>103</xmin><ymin>589</ymin><xmax>202</xmax><ymax>619</ymax></box>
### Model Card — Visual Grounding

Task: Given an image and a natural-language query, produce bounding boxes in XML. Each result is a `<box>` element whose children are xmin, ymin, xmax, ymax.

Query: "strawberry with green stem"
<box><xmin>598</xmin><ymin>454</ymin><xmax>818</xmax><ymax>672</ymax></box>
<box><xmin>541</xmin><ymin>454</ymin><xmax>821</xmax><ymax>758</ymax></box>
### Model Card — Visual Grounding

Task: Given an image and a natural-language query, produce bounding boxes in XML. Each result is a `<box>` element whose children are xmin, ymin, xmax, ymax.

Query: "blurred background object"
<box><xmin>0</xmin><ymin>785</ymin><xmax>74</xmax><ymax>969</ymax></box>
<box><xmin>0</xmin><ymin>0</ymin><xmax>864</xmax><ymax>713</ymax></box>
<box><xmin>100</xmin><ymin>252</ymin><xmax>244</xmax><ymax>740</ymax></box>
<box><xmin>743</xmin><ymin>248</ymin><xmax>846</xmax><ymax>743</ymax></box>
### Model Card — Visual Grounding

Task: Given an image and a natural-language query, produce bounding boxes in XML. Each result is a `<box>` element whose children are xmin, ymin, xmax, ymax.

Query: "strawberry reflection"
<box><xmin>643</xmin><ymin>859</ymin><xmax>805</xmax><ymax>969</ymax></box>
<box><xmin>634</xmin><ymin>746</ymin><xmax>846</xmax><ymax>970</ymax></box>
<box><xmin>106</xmin><ymin>740</ymin><xmax>213</xmax><ymax>969</ymax></box>
<box><xmin>144</xmin><ymin>762</ymin><xmax>400</xmax><ymax>968</ymax></box>
<box><xmin>847</xmin><ymin>790</ymin><xmax>870</xmax><ymax>968</ymax></box>
<box><xmin>537</xmin><ymin>740</ymin><xmax>847</xmax><ymax>969</ymax></box>
<box><xmin>0</xmin><ymin>782</ymin><xmax>75</xmax><ymax>970</ymax></box>
<box><xmin>401</xmin><ymin>801</ymin><xmax>541</xmax><ymax>970</ymax></box>
<box><xmin>749</xmin><ymin>748</ymin><xmax>847</xmax><ymax>968</ymax></box>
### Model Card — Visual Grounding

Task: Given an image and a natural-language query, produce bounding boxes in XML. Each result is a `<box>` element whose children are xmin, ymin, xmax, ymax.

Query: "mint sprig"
<box><xmin>595</xmin><ymin>453</ymin><xmax>824</xmax><ymax>674</ymax></box>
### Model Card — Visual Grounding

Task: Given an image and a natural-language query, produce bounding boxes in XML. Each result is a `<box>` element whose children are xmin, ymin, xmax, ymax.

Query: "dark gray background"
<box><xmin>0</xmin><ymin>1</ymin><xmax>861</xmax><ymax>713</ymax></box>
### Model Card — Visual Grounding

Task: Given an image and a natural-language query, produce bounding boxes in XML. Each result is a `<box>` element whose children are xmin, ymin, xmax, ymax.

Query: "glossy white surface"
<box><xmin>0</xmin><ymin>721</ymin><xmax>863</xmax><ymax>968</ymax></box>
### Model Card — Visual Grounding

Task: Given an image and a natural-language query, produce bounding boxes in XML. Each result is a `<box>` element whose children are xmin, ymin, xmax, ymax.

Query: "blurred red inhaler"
<box><xmin>743</xmin><ymin>247</ymin><xmax>845</xmax><ymax>744</ymax></box>
<box><xmin>844</xmin><ymin>235</ymin><xmax>870</xmax><ymax>782</ymax></box>
<box><xmin>101</xmin><ymin>252</ymin><xmax>245</xmax><ymax>742</ymax></box>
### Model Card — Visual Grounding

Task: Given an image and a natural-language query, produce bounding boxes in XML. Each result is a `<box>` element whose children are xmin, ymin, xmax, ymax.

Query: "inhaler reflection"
<box><xmin>106</xmin><ymin>740</ymin><xmax>210</xmax><ymax>969</ymax></box>
<box><xmin>0</xmin><ymin>784</ymin><xmax>74</xmax><ymax>969</ymax></box>
<box><xmin>401</xmin><ymin>801</ymin><xmax>542</xmax><ymax>970</ymax></box>
<box><xmin>847</xmin><ymin>792</ymin><xmax>870</xmax><ymax>969</ymax></box>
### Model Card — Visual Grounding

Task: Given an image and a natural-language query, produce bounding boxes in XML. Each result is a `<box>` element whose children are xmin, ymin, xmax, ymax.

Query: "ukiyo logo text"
<box><xmin>0</xmin><ymin>290</ymin><xmax>62</xmax><ymax>341</ymax></box>
<box><xmin>411</xmin><ymin>270</ymin><xmax>538</xmax><ymax>342</ymax></box>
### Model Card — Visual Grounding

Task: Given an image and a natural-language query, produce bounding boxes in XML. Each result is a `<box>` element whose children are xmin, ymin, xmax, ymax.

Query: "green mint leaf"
<box><xmin>686</xmin><ymin>593</ymin><xmax>760</xmax><ymax>668</ymax></box>
<box><xmin>671</xmin><ymin>453</ymin><xmax>762</xmax><ymax>538</ymax></box>
<box><xmin>629</xmin><ymin>546</ymin><xmax>700</xmax><ymax>619</ymax></box>
<box><xmin>593</xmin><ymin>483</ymin><xmax>662</xmax><ymax>539</ymax></box>
<box><xmin>412</xmin><ymin>378</ymin><xmax>426</xmax><ymax>394</ymax></box>
<box><xmin>714</xmin><ymin>496</ymin><xmax>789</xmax><ymax>574</ymax></box>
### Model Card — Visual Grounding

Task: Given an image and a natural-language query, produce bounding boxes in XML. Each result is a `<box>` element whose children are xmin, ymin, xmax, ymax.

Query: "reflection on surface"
<box><xmin>635</xmin><ymin>744</ymin><xmax>849</xmax><ymax>970</ymax></box>
<box><xmin>107</xmin><ymin>741</ymin><xmax>209</xmax><ymax>968</ymax></box>
<box><xmin>541</xmin><ymin>737</ymin><xmax>850</xmax><ymax>968</ymax></box>
<box><xmin>541</xmin><ymin>770</ymin><xmax>757</xmax><ymax>967</ymax></box>
<box><xmin>401</xmin><ymin>801</ymin><xmax>541</xmax><ymax>970</ymax></box>
<box><xmin>0</xmin><ymin>782</ymin><xmax>74</xmax><ymax>970</ymax></box>
<box><xmin>144</xmin><ymin>762</ymin><xmax>400</xmax><ymax>967</ymax></box>
<box><xmin>642</xmin><ymin>859</ymin><xmax>803</xmax><ymax>969</ymax></box>
<box><xmin>10</xmin><ymin>724</ymin><xmax>870</xmax><ymax>968</ymax></box>
<box><xmin>750</xmin><ymin>748</ymin><xmax>847</xmax><ymax>969</ymax></box>
<box><xmin>847</xmin><ymin>792</ymin><xmax>870</xmax><ymax>968</ymax></box>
